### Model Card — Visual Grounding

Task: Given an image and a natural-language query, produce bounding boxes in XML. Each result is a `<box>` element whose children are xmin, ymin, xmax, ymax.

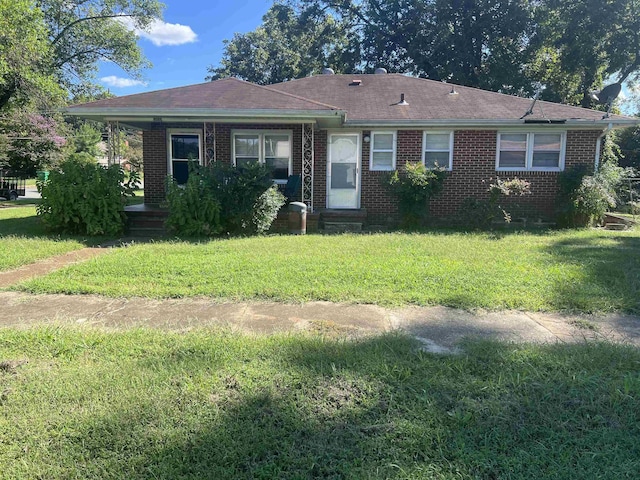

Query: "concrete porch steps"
<box><xmin>603</xmin><ymin>213</ymin><xmax>636</xmax><ymax>231</ymax></box>
<box><xmin>318</xmin><ymin>208</ymin><xmax>367</xmax><ymax>233</ymax></box>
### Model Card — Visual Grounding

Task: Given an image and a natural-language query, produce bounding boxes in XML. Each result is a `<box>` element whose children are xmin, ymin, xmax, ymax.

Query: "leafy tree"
<box><xmin>207</xmin><ymin>3</ymin><xmax>360</xmax><ymax>84</ymax></box>
<box><xmin>617</xmin><ymin>123</ymin><xmax>640</xmax><ymax>169</ymax></box>
<box><xmin>73</xmin><ymin>122</ymin><xmax>103</xmax><ymax>159</ymax></box>
<box><xmin>361</xmin><ymin>0</ymin><xmax>534</xmax><ymax>93</ymax></box>
<box><xmin>1</xmin><ymin>0</ymin><xmax>163</xmax><ymax>108</ymax></box>
<box><xmin>0</xmin><ymin>0</ymin><xmax>64</xmax><ymax>110</ymax></box>
<box><xmin>0</xmin><ymin>110</ymin><xmax>67</xmax><ymax>175</ymax></box>
<box><xmin>123</xmin><ymin>131</ymin><xmax>144</xmax><ymax>172</ymax></box>
<box><xmin>40</xmin><ymin>0</ymin><xmax>163</xmax><ymax>94</ymax></box>
<box><xmin>532</xmin><ymin>0</ymin><xmax>640</xmax><ymax>106</ymax></box>
<box><xmin>290</xmin><ymin>0</ymin><xmax>536</xmax><ymax>94</ymax></box>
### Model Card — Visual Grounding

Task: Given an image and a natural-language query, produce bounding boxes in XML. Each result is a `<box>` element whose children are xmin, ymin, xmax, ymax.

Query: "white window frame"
<box><xmin>167</xmin><ymin>128</ymin><xmax>203</xmax><ymax>178</ymax></box>
<box><xmin>231</xmin><ymin>129</ymin><xmax>293</xmax><ymax>185</ymax></box>
<box><xmin>369</xmin><ymin>130</ymin><xmax>397</xmax><ymax>171</ymax></box>
<box><xmin>496</xmin><ymin>131</ymin><xmax>566</xmax><ymax>172</ymax></box>
<box><xmin>422</xmin><ymin>131</ymin><xmax>454</xmax><ymax>170</ymax></box>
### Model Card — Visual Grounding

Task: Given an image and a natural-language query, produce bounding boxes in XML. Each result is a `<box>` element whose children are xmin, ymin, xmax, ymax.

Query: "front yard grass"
<box><xmin>0</xmin><ymin>328</ymin><xmax>638</xmax><ymax>479</ymax></box>
<box><xmin>0</xmin><ymin>206</ymin><xmax>88</xmax><ymax>272</ymax></box>
<box><xmin>16</xmin><ymin>228</ymin><xmax>640</xmax><ymax>313</ymax></box>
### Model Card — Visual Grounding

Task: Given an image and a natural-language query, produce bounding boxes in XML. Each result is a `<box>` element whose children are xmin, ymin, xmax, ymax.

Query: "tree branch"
<box><xmin>51</xmin><ymin>14</ymin><xmax>136</xmax><ymax>46</ymax></box>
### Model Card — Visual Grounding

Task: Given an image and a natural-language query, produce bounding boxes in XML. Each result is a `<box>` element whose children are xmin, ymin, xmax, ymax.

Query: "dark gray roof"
<box><xmin>268</xmin><ymin>74</ymin><xmax>631</xmax><ymax>122</ymax></box>
<box><xmin>68</xmin><ymin>77</ymin><xmax>339</xmax><ymax>112</ymax></box>
<box><xmin>68</xmin><ymin>73</ymin><xmax>637</xmax><ymax>126</ymax></box>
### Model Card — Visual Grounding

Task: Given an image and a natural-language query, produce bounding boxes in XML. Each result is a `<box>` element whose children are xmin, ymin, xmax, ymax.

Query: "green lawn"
<box><xmin>0</xmin><ymin>328</ymin><xmax>638</xmax><ymax>479</ymax></box>
<box><xmin>0</xmin><ymin>206</ymin><xmax>88</xmax><ymax>272</ymax></box>
<box><xmin>16</xmin><ymin>228</ymin><xmax>640</xmax><ymax>313</ymax></box>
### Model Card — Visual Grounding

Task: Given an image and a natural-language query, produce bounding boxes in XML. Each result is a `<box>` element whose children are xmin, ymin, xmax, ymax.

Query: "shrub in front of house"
<box><xmin>165</xmin><ymin>164</ymin><xmax>222</xmax><ymax>236</ymax></box>
<box><xmin>557</xmin><ymin>161</ymin><xmax>626</xmax><ymax>227</ymax></box>
<box><xmin>386</xmin><ymin>162</ymin><xmax>447</xmax><ymax>228</ymax></box>
<box><xmin>37</xmin><ymin>157</ymin><xmax>137</xmax><ymax>235</ymax></box>
<box><xmin>165</xmin><ymin>162</ymin><xmax>286</xmax><ymax>236</ymax></box>
<box><xmin>458</xmin><ymin>177</ymin><xmax>532</xmax><ymax>229</ymax></box>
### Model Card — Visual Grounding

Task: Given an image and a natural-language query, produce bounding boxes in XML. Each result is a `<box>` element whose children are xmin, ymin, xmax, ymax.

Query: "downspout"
<box><xmin>594</xmin><ymin>122</ymin><xmax>613</xmax><ymax>172</ymax></box>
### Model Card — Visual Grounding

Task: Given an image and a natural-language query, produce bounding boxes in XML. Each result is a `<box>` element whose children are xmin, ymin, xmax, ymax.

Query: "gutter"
<box><xmin>343</xmin><ymin>118</ymin><xmax>640</xmax><ymax>129</ymax></box>
<box><xmin>65</xmin><ymin>107</ymin><xmax>345</xmax><ymax>120</ymax></box>
<box><xmin>594</xmin><ymin>122</ymin><xmax>614</xmax><ymax>171</ymax></box>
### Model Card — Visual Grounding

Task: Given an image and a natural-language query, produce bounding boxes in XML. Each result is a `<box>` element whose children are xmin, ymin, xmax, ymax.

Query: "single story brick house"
<box><xmin>68</xmin><ymin>71</ymin><xmax>638</xmax><ymax>226</ymax></box>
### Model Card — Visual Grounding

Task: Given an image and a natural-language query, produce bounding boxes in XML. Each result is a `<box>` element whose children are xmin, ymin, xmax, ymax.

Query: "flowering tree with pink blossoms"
<box><xmin>0</xmin><ymin>111</ymin><xmax>67</xmax><ymax>176</ymax></box>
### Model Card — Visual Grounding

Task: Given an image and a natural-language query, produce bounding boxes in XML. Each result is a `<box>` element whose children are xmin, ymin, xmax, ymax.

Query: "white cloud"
<box><xmin>119</xmin><ymin>17</ymin><xmax>197</xmax><ymax>46</ymax></box>
<box><xmin>101</xmin><ymin>76</ymin><xmax>147</xmax><ymax>88</ymax></box>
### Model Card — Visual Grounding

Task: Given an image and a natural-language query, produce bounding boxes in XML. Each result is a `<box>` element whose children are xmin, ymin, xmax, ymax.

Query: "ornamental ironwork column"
<box><xmin>302</xmin><ymin>123</ymin><xmax>314</xmax><ymax>211</ymax></box>
<box><xmin>205</xmin><ymin>122</ymin><xmax>216</xmax><ymax>165</ymax></box>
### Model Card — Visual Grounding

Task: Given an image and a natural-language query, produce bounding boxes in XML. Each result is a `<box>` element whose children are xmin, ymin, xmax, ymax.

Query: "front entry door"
<box><xmin>327</xmin><ymin>133</ymin><xmax>360</xmax><ymax>209</ymax></box>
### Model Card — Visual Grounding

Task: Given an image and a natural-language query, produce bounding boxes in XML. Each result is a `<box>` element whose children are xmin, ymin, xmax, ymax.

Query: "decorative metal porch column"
<box><xmin>106</xmin><ymin>121</ymin><xmax>121</xmax><ymax>166</ymax></box>
<box><xmin>204</xmin><ymin>122</ymin><xmax>216</xmax><ymax>164</ymax></box>
<box><xmin>302</xmin><ymin>123</ymin><xmax>314</xmax><ymax>211</ymax></box>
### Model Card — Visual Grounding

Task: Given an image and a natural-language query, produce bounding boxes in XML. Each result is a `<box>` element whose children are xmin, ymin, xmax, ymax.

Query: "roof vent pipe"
<box><xmin>322</xmin><ymin>67</ymin><xmax>335</xmax><ymax>75</ymax></box>
<box><xmin>397</xmin><ymin>93</ymin><xmax>409</xmax><ymax>106</ymax></box>
<box><xmin>374</xmin><ymin>67</ymin><xmax>388</xmax><ymax>74</ymax></box>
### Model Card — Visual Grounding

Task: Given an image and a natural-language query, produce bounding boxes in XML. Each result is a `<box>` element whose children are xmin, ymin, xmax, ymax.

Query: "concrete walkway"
<box><xmin>1</xmin><ymin>292</ymin><xmax>638</xmax><ymax>353</ymax></box>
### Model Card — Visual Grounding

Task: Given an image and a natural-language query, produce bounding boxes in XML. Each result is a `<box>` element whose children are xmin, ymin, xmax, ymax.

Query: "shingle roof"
<box><xmin>68</xmin><ymin>77</ymin><xmax>339</xmax><ymax>112</ymax></box>
<box><xmin>268</xmin><ymin>74</ymin><xmax>630</xmax><ymax>123</ymax></box>
<box><xmin>68</xmin><ymin>73</ymin><xmax>636</xmax><ymax>126</ymax></box>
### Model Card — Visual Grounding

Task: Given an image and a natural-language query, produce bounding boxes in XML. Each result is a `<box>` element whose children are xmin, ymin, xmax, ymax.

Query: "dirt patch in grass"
<box><xmin>0</xmin><ymin>248</ymin><xmax>109</xmax><ymax>287</ymax></box>
<box><xmin>0</xmin><ymin>359</ymin><xmax>28</xmax><ymax>374</ymax></box>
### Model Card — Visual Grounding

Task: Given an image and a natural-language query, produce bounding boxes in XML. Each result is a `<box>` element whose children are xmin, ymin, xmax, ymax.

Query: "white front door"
<box><xmin>327</xmin><ymin>133</ymin><xmax>360</xmax><ymax>209</ymax></box>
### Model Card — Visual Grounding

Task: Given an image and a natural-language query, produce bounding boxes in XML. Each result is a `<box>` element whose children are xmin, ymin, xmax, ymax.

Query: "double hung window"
<box><xmin>497</xmin><ymin>132</ymin><xmax>565</xmax><ymax>171</ymax></box>
<box><xmin>233</xmin><ymin>131</ymin><xmax>292</xmax><ymax>183</ymax></box>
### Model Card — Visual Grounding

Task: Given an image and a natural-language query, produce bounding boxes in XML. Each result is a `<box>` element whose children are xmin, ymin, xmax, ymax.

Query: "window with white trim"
<box><xmin>168</xmin><ymin>129</ymin><xmax>202</xmax><ymax>184</ymax></box>
<box><xmin>232</xmin><ymin>130</ymin><xmax>292</xmax><ymax>184</ymax></box>
<box><xmin>369</xmin><ymin>131</ymin><xmax>396</xmax><ymax>171</ymax></box>
<box><xmin>423</xmin><ymin>131</ymin><xmax>453</xmax><ymax>170</ymax></box>
<box><xmin>496</xmin><ymin>132</ymin><xmax>565</xmax><ymax>171</ymax></box>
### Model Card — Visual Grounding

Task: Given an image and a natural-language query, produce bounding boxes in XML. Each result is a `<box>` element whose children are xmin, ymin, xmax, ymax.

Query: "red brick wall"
<box><xmin>142</xmin><ymin>125</ymin><xmax>167</xmax><ymax>205</ymax></box>
<box><xmin>357</xmin><ymin>128</ymin><xmax>601</xmax><ymax>221</ymax></box>
<box><xmin>429</xmin><ymin>129</ymin><xmax>601</xmax><ymax>219</ymax></box>
<box><xmin>313</xmin><ymin>129</ymin><xmax>327</xmax><ymax>210</ymax></box>
<box><xmin>144</xmin><ymin>123</ymin><xmax>602</xmax><ymax>219</ymax></box>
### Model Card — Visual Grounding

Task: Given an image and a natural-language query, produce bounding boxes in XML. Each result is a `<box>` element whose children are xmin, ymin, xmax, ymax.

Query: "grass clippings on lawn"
<box><xmin>0</xmin><ymin>328</ymin><xmax>638</xmax><ymax>479</ymax></box>
<box><xmin>0</xmin><ymin>206</ymin><xmax>88</xmax><ymax>272</ymax></box>
<box><xmin>17</xmin><ymin>228</ymin><xmax>640</xmax><ymax>313</ymax></box>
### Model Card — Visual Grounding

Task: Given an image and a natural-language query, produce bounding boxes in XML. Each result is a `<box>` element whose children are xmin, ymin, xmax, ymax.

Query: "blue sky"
<box><xmin>97</xmin><ymin>0</ymin><xmax>274</xmax><ymax>95</ymax></box>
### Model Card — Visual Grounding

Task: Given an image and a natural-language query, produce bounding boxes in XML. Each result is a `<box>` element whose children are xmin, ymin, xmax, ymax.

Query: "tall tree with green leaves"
<box><xmin>40</xmin><ymin>0</ymin><xmax>163</xmax><ymax>95</ymax></box>
<box><xmin>525</xmin><ymin>0</ymin><xmax>640</xmax><ymax>106</ymax></box>
<box><xmin>290</xmin><ymin>0</ymin><xmax>536</xmax><ymax>94</ymax></box>
<box><xmin>207</xmin><ymin>3</ymin><xmax>360</xmax><ymax>84</ymax></box>
<box><xmin>0</xmin><ymin>0</ymin><xmax>64</xmax><ymax>111</ymax></box>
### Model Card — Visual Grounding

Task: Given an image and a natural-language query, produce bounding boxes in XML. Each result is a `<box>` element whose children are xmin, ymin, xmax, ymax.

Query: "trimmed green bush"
<box><xmin>37</xmin><ymin>158</ymin><xmax>137</xmax><ymax>235</ymax></box>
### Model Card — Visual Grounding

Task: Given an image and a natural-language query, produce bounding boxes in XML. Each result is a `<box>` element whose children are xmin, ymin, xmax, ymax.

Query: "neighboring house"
<box><xmin>67</xmin><ymin>71</ymin><xmax>639</xmax><ymax>225</ymax></box>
